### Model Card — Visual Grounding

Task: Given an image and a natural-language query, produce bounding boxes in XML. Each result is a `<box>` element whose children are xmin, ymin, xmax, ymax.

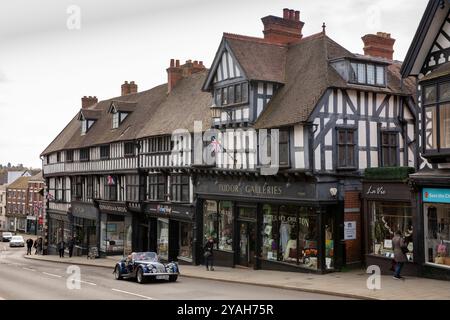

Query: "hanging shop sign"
<box><xmin>144</xmin><ymin>203</ymin><xmax>194</xmax><ymax>221</ymax></box>
<box><xmin>423</xmin><ymin>188</ymin><xmax>450</xmax><ymax>204</ymax></box>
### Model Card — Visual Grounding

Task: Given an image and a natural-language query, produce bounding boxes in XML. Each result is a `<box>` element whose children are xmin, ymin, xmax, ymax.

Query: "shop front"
<box><xmin>47</xmin><ymin>211</ymin><xmax>71</xmax><ymax>255</ymax></box>
<box><xmin>362</xmin><ymin>180</ymin><xmax>418</xmax><ymax>276</ymax></box>
<box><xmin>70</xmin><ymin>201</ymin><xmax>99</xmax><ymax>256</ymax></box>
<box><xmin>419</xmin><ymin>187</ymin><xmax>450</xmax><ymax>279</ymax></box>
<box><xmin>143</xmin><ymin>203</ymin><xmax>195</xmax><ymax>264</ymax></box>
<box><xmin>195</xmin><ymin>174</ymin><xmax>344</xmax><ymax>273</ymax></box>
<box><xmin>97</xmin><ymin>201</ymin><xmax>133</xmax><ymax>256</ymax></box>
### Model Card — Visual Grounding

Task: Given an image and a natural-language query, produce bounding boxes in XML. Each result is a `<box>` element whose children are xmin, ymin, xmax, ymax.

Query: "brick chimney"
<box><xmin>81</xmin><ymin>96</ymin><xmax>98</xmax><ymax>108</ymax></box>
<box><xmin>167</xmin><ymin>59</ymin><xmax>205</xmax><ymax>93</ymax></box>
<box><xmin>121</xmin><ymin>81</ymin><xmax>138</xmax><ymax>96</ymax></box>
<box><xmin>362</xmin><ymin>32</ymin><xmax>396</xmax><ymax>60</ymax></box>
<box><xmin>261</xmin><ymin>8</ymin><xmax>304</xmax><ymax>45</ymax></box>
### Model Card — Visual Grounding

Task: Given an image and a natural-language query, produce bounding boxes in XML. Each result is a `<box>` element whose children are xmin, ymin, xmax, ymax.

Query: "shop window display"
<box><xmin>203</xmin><ymin>200</ymin><xmax>233</xmax><ymax>252</ymax></box>
<box><xmin>218</xmin><ymin>201</ymin><xmax>233</xmax><ymax>251</ymax></box>
<box><xmin>369</xmin><ymin>201</ymin><xmax>413</xmax><ymax>261</ymax></box>
<box><xmin>157</xmin><ymin>218</ymin><xmax>169</xmax><ymax>260</ymax></box>
<box><xmin>261</xmin><ymin>204</ymin><xmax>318</xmax><ymax>270</ymax></box>
<box><xmin>424</xmin><ymin>204</ymin><xmax>450</xmax><ymax>267</ymax></box>
<box><xmin>179</xmin><ymin>222</ymin><xmax>193</xmax><ymax>260</ymax></box>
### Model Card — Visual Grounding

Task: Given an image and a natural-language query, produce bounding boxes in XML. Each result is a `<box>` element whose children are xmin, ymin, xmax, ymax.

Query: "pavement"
<box><xmin>22</xmin><ymin>253</ymin><xmax>450</xmax><ymax>300</ymax></box>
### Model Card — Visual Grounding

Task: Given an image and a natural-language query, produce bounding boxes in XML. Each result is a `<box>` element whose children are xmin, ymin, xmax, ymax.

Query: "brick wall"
<box><xmin>344</xmin><ymin>191</ymin><xmax>362</xmax><ymax>265</ymax></box>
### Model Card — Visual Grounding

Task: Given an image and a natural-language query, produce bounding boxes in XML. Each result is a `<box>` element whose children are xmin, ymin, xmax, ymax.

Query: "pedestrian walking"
<box><xmin>68</xmin><ymin>237</ymin><xmax>75</xmax><ymax>258</ymax></box>
<box><xmin>33</xmin><ymin>238</ymin><xmax>38</xmax><ymax>254</ymax></box>
<box><xmin>26</xmin><ymin>238</ymin><xmax>33</xmax><ymax>255</ymax></box>
<box><xmin>36</xmin><ymin>237</ymin><xmax>43</xmax><ymax>255</ymax></box>
<box><xmin>58</xmin><ymin>240</ymin><xmax>65</xmax><ymax>258</ymax></box>
<box><xmin>203</xmin><ymin>237</ymin><xmax>215</xmax><ymax>271</ymax></box>
<box><xmin>392</xmin><ymin>230</ymin><xmax>408</xmax><ymax>280</ymax></box>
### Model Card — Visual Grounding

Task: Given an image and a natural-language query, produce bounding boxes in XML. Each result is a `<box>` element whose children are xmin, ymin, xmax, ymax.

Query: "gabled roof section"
<box><xmin>254</xmin><ymin>33</ymin><xmax>416</xmax><ymax>129</ymax></box>
<box><xmin>77</xmin><ymin>108</ymin><xmax>102</xmax><ymax>121</ymax></box>
<box><xmin>202</xmin><ymin>33</ymin><xmax>288</xmax><ymax>91</ymax></box>
<box><xmin>401</xmin><ymin>0</ymin><xmax>450</xmax><ymax>77</ymax></box>
<box><xmin>108</xmin><ymin>101</ymin><xmax>137</xmax><ymax>113</ymax></box>
<box><xmin>254</xmin><ymin>33</ymin><xmax>348</xmax><ymax>129</ymax></box>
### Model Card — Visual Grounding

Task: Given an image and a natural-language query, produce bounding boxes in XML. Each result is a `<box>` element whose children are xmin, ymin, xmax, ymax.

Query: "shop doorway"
<box><xmin>238</xmin><ymin>221</ymin><xmax>256</xmax><ymax>267</ymax></box>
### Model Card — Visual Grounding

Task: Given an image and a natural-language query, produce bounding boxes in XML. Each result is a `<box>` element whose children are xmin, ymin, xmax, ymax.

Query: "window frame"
<box><xmin>422</xmin><ymin>79</ymin><xmax>450</xmax><ymax>156</ymax></box>
<box><xmin>215</xmin><ymin>82</ymin><xmax>249</xmax><ymax>107</ymax></box>
<box><xmin>170</xmin><ymin>174</ymin><xmax>190</xmax><ymax>203</ymax></box>
<box><xmin>147</xmin><ymin>174</ymin><xmax>167</xmax><ymax>201</ymax></box>
<box><xmin>336</xmin><ymin>127</ymin><xmax>357</xmax><ymax>170</ymax></box>
<box><xmin>66</xmin><ymin>150</ymin><xmax>74</xmax><ymax>163</ymax></box>
<box><xmin>79</xmin><ymin>148</ymin><xmax>90</xmax><ymax>162</ymax></box>
<box><xmin>349</xmin><ymin>61</ymin><xmax>386</xmax><ymax>87</ymax></box>
<box><xmin>124</xmin><ymin>142</ymin><xmax>135</xmax><ymax>157</ymax></box>
<box><xmin>380</xmin><ymin>130</ymin><xmax>399</xmax><ymax>167</ymax></box>
<box><xmin>100</xmin><ymin>145</ymin><xmax>110</xmax><ymax>160</ymax></box>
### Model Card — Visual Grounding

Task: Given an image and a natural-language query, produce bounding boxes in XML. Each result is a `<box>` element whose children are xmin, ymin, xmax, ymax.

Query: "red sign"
<box><xmin>38</xmin><ymin>216</ymin><xmax>43</xmax><ymax>225</ymax></box>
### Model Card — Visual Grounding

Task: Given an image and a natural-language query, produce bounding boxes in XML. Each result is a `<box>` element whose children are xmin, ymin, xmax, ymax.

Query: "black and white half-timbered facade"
<box><xmin>42</xmin><ymin>8</ymin><xmax>418</xmax><ymax>275</ymax></box>
<box><xmin>196</xmin><ymin>9</ymin><xmax>416</xmax><ymax>273</ymax></box>
<box><xmin>402</xmin><ymin>0</ymin><xmax>450</xmax><ymax>280</ymax></box>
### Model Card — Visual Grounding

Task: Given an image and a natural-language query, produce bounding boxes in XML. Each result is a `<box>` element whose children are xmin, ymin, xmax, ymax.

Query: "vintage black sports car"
<box><xmin>113</xmin><ymin>252</ymin><xmax>179</xmax><ymax>284</ymax></box>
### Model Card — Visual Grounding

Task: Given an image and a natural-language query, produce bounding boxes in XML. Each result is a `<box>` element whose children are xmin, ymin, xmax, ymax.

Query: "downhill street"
<box><xmin>0</xmin><ymin>241</ymin><xmax>350</xmax><ymax>300</ymax></box>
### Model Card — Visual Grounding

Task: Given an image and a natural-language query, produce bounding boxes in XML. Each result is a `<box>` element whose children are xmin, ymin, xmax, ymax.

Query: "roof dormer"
<box><xmin>108</xmin><ymin>101</ymin><xmax>136</xmax><ymax>129</ymax></box>
<box><xmin>77</xmin><ymin>109</ymin><xmax>101</xmax><ymax>135</ymax></box>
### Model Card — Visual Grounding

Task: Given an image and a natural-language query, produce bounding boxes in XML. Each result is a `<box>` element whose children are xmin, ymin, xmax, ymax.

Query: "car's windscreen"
<box><xmin>11</xmin><ymin>237</ymin><xmax>23</xmax><ymax>241</ymax></box>
<box><xmin>132</xmin><ymin>252</ymin><xmax>158</xmax><ymax>262</ymax></box>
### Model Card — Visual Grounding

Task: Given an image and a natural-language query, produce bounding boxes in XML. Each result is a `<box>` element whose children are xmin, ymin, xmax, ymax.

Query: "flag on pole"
<box><xmin>107</xmin><ymin>175</ymin><xmax>116</xmax><ymax>186</ymax></box>
<box><xmin>209</xmin><ymin>136</ymin><xmax>223</xmax><ymax>153</ymax></box>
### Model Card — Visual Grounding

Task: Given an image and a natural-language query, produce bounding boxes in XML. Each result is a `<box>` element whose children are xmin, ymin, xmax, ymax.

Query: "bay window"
<box><xmin>422</xmin><ymin>81</ymin><xmax>450</xmax><ymax>154</ymax></box>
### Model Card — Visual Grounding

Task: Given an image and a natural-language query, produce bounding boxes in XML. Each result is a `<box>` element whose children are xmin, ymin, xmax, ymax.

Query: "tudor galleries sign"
<box><xmin>197</xmin><ymin>176</ymin><xmax>315</xmax><ymax>200</ymax></box>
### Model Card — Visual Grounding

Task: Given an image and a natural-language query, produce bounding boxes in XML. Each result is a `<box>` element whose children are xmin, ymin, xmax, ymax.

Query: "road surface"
<box><xmin>0</xmin><ymin>240</ymin><xmax>353</xmax><ymax>300</ymax></box>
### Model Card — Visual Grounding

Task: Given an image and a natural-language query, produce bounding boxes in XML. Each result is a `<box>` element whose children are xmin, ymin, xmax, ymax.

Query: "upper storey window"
<box><xmin>349</xmin><ymin>62</ymin><xmax>386</xmax><ymax>86</ymax></box>
<box><xmin>422</xmin><ymin>80</ymin><xmax>450</xmax><ymax>159</ymax></box>
<box><xmin>215</xmin><ymin>82</ymin><xmax>248</xmax><ymax>107</ymax></box>
<box><xmin>331</xmin><ymin>58</ymin><xmax>387</xmax><ymax>87</ymax></box>
<box><xmin>109</xmin><ymin>101</ymin><xmax>135</xmax><ymax>129</ymax></box>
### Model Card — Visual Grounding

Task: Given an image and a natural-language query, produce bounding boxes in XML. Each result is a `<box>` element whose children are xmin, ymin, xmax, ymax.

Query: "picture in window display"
<box><xmin>425</xmin><ymin>204</ymin><xmax>450</xmax><ymax>267</ymax></box>
<box><xmin>157</xmin><ymin>218</ymin><xmax>169</xmax><ymax>259</ymax></box>
<box><xmin>261</xmin><ymin>205</ymin><xmax>319</xmax><ymax>270</ymax></box>
<box><xmin>179</xmin><ymin>222</ymin><xmax>193</xmax><ymax>260</ymax></box>
<box><xmin>369</xmin><ymin>202</ymin><xmax>413</xmax><ymax>261</ymax></box>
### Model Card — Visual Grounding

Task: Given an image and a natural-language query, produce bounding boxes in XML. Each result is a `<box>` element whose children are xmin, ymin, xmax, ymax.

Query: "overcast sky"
<box><xmin>0</xmin><ymin>0</ymin><xmax>428</xmax><ymax>168</ymax></box>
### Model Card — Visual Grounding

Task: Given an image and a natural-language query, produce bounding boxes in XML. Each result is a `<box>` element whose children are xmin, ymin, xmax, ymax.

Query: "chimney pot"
<box><xmin>176</xmin><ymin>60</ymin><xmax>180</xmax><ymax>67</ymax></box>
<box><xmin>289</xmin><ymin>10</ymin><xmax>295</xmax><ymax>20</ymax></box>
<box><xmin>295</xmin><ymin>11</ymin><xmax>300</xmax><ymax>21</ymax></box>
<box><xmin>362</xmin><ymin>32</ymin><xmax>396</xmax><ymax>60</ymax></box>
<box><xmin>170</xmin><ymin>59</ymin><xmax>175</xmax><ymax>67</ymax></box>
<box><xmin>283</xmin><ymin>8</ymin><xmax>289</xmax><ymax>19</ymax></box>
<box><xmin>81</xmin><ymin>96</ymin><xmax>98</xmax><ymax>108</ymax></box>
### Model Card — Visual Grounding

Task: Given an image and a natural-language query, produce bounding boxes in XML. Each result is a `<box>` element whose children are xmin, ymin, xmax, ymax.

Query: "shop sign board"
<box><xmin>423</xmin><ymin>188</ymin><xmax>450</xmax><ymax>204</ymax></box>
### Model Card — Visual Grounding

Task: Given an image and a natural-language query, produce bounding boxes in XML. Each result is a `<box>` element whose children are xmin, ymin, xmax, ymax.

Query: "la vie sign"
<box><xmin>366</xmin><ymin>185</ymin><xmax>387</xmax><ymax>196</ymax></box>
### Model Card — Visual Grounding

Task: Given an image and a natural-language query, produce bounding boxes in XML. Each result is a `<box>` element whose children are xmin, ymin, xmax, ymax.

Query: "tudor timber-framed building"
<box><xmin>401</xmin><ymin>0</ymin><xmax>450</xmax><ymax>280</ymax></box>
<box><xmin>42</xmin><ymin>8</ymin><xmax>417</xmax><ymax>274</ymax></box>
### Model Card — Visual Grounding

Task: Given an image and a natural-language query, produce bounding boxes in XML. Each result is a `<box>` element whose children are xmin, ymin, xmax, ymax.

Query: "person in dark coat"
<box><xmin>58</xmin><ymin>240</ymin><xmax>65</xmax><ymax>258</ymax></box>
<box><xmin>392</xmin><ymin>230</ymin><xmax>408</xmax><ymax>280</ymax></box>
<box><xmin>204</xmin><ymin>237</ymin><xmax>215</xmax><ymax>271</ymax></box>
<box><xmin>26</xmin><ymin>238</ymin><xmax>34</xmax><ymax>255</ymax></box>
<box><xmin>68</xmin><ymin>237</ymin><xmax>75</xmax><ymax>258</ymax></box>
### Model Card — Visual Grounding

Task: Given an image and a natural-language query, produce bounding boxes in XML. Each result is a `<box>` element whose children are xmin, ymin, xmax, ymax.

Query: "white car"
<box><xmin>9</xmin><ymin>235</ymin><xmax>25</xmax><ymax>247</ymax></box>
<box><xmin>1</xmin><ymin>232</ymin><xmax>13</xmax><ymax>242</ymax></box>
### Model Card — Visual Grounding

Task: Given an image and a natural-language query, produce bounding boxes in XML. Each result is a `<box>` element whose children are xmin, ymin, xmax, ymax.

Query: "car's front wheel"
<box><xmin>136</xmin><ymin>268</ymin><xmax>146</xmax><ymax>284</ymax></box>
<box><xmin>169</xmin><ymin>275</ymin><xmax>178</xmax><ymax>282</ymax></box>
<box><xmin>114</xmin><ymin>266</ymin><xmax>123</xmax><ymax>280</ymax></box>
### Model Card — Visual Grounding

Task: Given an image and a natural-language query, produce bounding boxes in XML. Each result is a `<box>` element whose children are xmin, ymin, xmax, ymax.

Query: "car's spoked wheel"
<box><xmin>136</xmin><ymin>268</ymin><xmax>146</xmax><ymax>284</ymax></box>
<box><xmin>114</xmin><ymin>266</ymin><xmax>122</xmax><ymax>280</ymax></box>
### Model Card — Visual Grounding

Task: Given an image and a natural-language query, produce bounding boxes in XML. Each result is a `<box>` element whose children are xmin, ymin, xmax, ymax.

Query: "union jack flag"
<box><xmin>46</xmin><ymin>193</ymin><xmax>54</xmax><ymax>200</ymax></box>
<box><xmin>209</xmin><ymin>136</ymin><xmax>223</xmax><ymax>154</ymax></box>
<box><xmin>107</xmin><ymin>175</ymin><xmax>116</xmax><ymax>186</ymax></box>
